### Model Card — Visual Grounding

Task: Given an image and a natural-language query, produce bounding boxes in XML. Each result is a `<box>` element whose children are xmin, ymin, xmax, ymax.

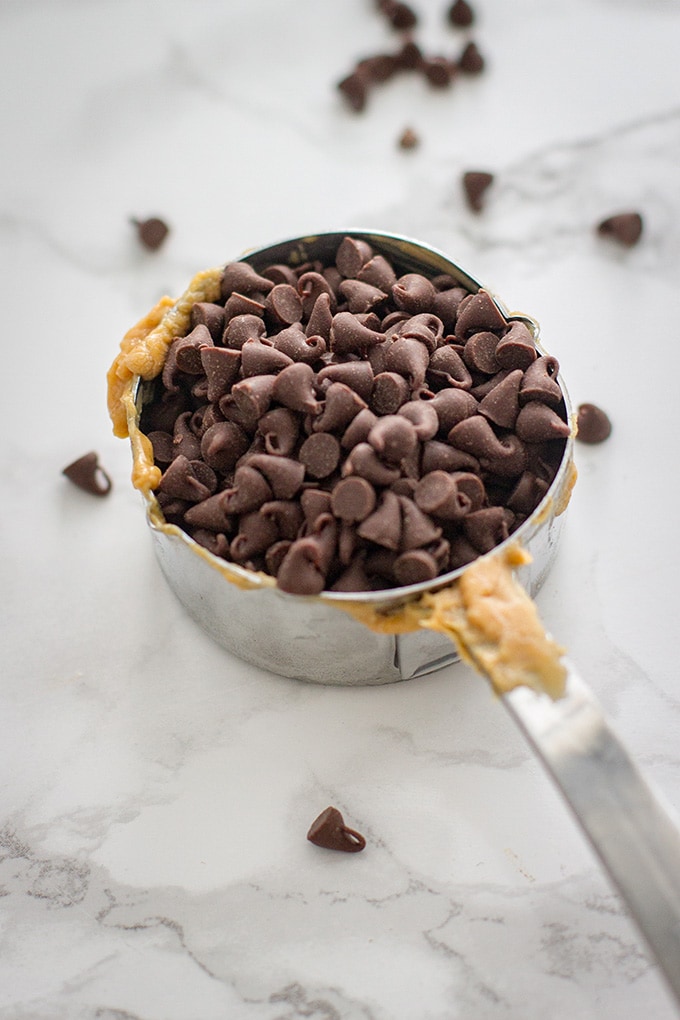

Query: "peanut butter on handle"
<box><xmin>423</xmin><ymin>546</ymin><xmax>566</xmax><ymax>699</ymax></box>
<box><xmin>339</xmin><ymin>545</ymin><xmax>567</xmax><ymax>699</ymax></box>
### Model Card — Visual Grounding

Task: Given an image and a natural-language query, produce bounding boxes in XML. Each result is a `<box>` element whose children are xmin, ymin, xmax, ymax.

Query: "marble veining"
<box><xmin>2</xmin><ymin>0</ymin><xmax>680</xmax><ymax>1017</ymax></box>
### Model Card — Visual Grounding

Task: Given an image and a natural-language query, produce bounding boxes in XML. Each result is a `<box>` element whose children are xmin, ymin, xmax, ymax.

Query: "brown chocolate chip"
<box><xmin>393</xmin><ymin>549</ymin><xmax>439</xmax><ymax>585</ymax></box>
<box><xmin>392</xmin><ymin>274</ymin><xmax>437</xmax><ymax>314</ymax></box>
<box><xmin>299</xmin><ymin>432</ymin><xmax>342</xmax><ymax>479</ymax></box>
<box><xmin>455</xmin><ymin>291</ymin><xmax>507</xmax><ymax>339</ymax></box>
<box><xmin>447</xmin><ymin>0</ymin><xmax>474</xmax><ymax>27</ymax></box>
<box><xmin>422</xmin><ymin>57</ymin><xmax>455</xmax><ymax>88</ymax></box>
<box><xmin>265</xmin><ymin>283</ymin><xmax>303</xmax><ymax>326</ymax></box>
<box><xmin>62</xmin><ymin>451</ymin><xmax>112</xmax><ymax>497</ymax></box>
<box><xmin>516</xmin><ymin>402</ymin><xmax>571</xmax><ymax>442</ymax></box>
<box><xmin>576</xmin><ymin>402</ymin><xmax>612</xmax><ymax>444</ymax></box>
<box><xmin>307</xmin><ymin>806</ymin><xmax>366</xmax><ymax>853</ymax></box>
<box><xmin>459</xmin><ymin>40</ymin><xmax>484</xmax><ymax>74</ymax></box>
<box><xmin>131</xmin><ymin>216</ymin><xmax>170</xmax><ymax>251</ymax></box>
<box><xmin>478</xmin><ymin>369</ymin><xmax>523</xmax><ymax>429</ymax></box>
<box><xmin>462</xmin><ymin>171</ymin><xmax>494</xmax><ymax>213</ymax></box>
<box><xmin>398</xmin><ymin>126</ymin><xmax>420</xmax><ymax>149</ymax></box>
<box><xmin>336</xmin><ymin>236</ymin><xmax>374</xmax><ymax>279</ymax></box>
<box><xmin>158</xmin><ymin>455</ymin><xmax>217</xmax><ymax>503</ymax></box>
<box><xmin>337</xmin><ymin>70</ymin><xmax>370</xmax><ymax>111</ymax></box>
<box><xmin>331</xmin><ymin>476</ymin><xmax>377</xmax><ymax>523</ymax></box>
<box><xmin>368</xmin><ymin>414</ymin><xmax>418</xmax><ymax>464</ymax></box>
<box><xmin>378</xmin><ymin>0</ymin><xmax>418</xmax><ymax>31</ymax></box>
<box><xmin>520</xmin><ymin>356</ymin><xmax>562</xmax><ymax>407</ymax></box>
<box><xmin>596</xmin><ymin>212</ymin><xmax>643</xmax><ymax>248</ymax></box>
<box><xmin>221</xmin><ymin>263</ymin><xmax>275</xmax><ymax>299</ymax></box>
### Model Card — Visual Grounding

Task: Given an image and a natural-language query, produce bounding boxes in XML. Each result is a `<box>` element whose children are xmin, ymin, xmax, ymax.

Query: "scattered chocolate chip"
<box><xmin>131</xmin><ymin>216</ymin><xmax>170</xmax><ymax>252</ymax></box>
<box><xmin>459</xmin><ymin>40</ymin><xmax>484</xmax><ymax>74</ymax></box>
<box><xmin>62</xmin><ymin>451</ymin><xmax>112</xmax><ymax>496</ymax></box>
<box><xmin>447</xmin><ymin>0</ymin><xmax>474</xmax><ymax>27</ymax></box>
<box><xmin>307</xmin><ymin>806</ymin><xmax>366</xmax><ymax>853</ymax></box>
<box><xmin>422</xmin><ymin>56</ymin><xmax>455</xmax><ymax>88</ymax></box>
<box><xmin>377</xmin><ymin>0</ymin><xmax>418</xmax><ymax>31</ymax></box>
<box><xmin>337</xmin><ymin>69</ymin><xmax>370</xmax><ymax>112</ymax></box>
<box><xmin>576</xmin><ymin>403</ymin><xmax>612</xmax><ymax>444</ymax></box>
<box><xmin>398</xmin><ymin>126</ymin><xmax>420</xmax><ymax>149</ymax></box>
<box><xmin>462</xmin><ymin>170</ymin><xmax>494</xmax><ymax>213</ymax></box>
<box><xmin>596</xmin><ymin>212</ymin><xmax>643</xmax><ymax>248</ymax></box>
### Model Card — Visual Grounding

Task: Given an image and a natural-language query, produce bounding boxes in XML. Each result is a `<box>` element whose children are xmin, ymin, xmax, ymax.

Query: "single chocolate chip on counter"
<box><xmin>62</xmin><ymin>451</ymin><xmax>113</xmax><ymax>496</ymax></box>
<box><xmin>596</xmin><ymin>212</ymin><xmax>643</xmax><ymax>248</ymax></box>
<box><xmin>307</xmin><ymin>806</ymin><xmax>366</xmax><ymax>853</ymax></box>
<box><xmin>447</xmin><ymin>0</ymin><xmax>474</xmax><ymax>27</ymax></box>
<box><xmin>378</xmin><ymin>0</ymin><xmax>418</xmax><ymax>31</ymax></box>
<box><xmin>459</xmin><ymin>40</ymin><xmax>484</xmax><ymax>74</ymax></box>
<box><xmin>131</xmin><ymin>216</ymin><xmax>170</xmax><ymax>251</ymax></box>
<box><xmin>398</xmin><ymin>126</ymin><xmax>420</xmax><ymax>150</ymax></box>
<box><xmin>576</xmin><ymin>403</ymin><xmax>612</xmax><ymax>444</ymax></box>
<box><xmin>463</xmin><ymin>171</ymin><xmax>494</xmax><ymax>213</ymax></box>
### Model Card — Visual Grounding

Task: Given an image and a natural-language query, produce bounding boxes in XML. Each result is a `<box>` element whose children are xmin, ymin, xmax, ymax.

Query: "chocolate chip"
<box><xmin>307</xmin><ymin>806</ymin><xmax>366</xmax><ymax>853</ymax></box>
<box><xmin>576</xmin><ymin>402</ymin><xmax>612</xmax><ymax>444</ymax></box>
<box><xmin>447</xmin><ymin>0</ymin><xmax>474</xmax><ymax>27</ymax></box>
<box><xmin>378</xmin><ymin>0</ymin><xmax>418</xmax><ymax>31</ymax></box>
<box><xmin>398</xmin><ymin>126</ymin><xmax>420</xmax><ymax>149</ymax></box>
<box><xmin>299</xmin><ymin>432</ymin><xmax>341</xmax><ymax>479</ymax></box>
<box><xmin>596</xmin><ymin>212</ymin><xmax>643</xmax><ymax>248</ymax></box>
<box><xmin>422</xmin><ymin>57</ymin><xmax>455</xmax><ymax>88</ymax></box>
<box><xmin>459</xmin><ymin>40</ymin><xmax>484</xmax><ymax>74</ymax></box>
<box><xmin>62</xmin><ymin>451</ymin><xmax>112</xmax><ymax>496</ymax></box>
<box><xmin>462</xmin><ymin>171</ymin><xmax>494</xmax><ymax>213</ymax></box>
<box><xmin>132</xmin><ymin>216</ymin><xmax>170</xmax><ymax>251</ymax></box>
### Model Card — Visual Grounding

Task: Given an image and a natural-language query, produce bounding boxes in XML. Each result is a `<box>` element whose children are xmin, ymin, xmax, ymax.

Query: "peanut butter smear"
<box><xmin>106</xmin><ymin>267</ymin><xmax>222</xmax><ymax>444</ymax></box>
<box><xmin>421</xmin><ymin>546</ymin><xmax>566</xmax><ymax>698</ymax></box>
<box><xmin>337</xmin><ymin>545</ymin><xmax>566</xmax><ymax>699</ymax></box>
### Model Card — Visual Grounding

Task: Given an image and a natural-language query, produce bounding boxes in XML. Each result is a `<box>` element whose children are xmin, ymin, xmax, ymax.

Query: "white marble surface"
<box><xmin>3</xmin><ymin>0</ymin><xmax>680</xmax><ymax>1016</ymax></box>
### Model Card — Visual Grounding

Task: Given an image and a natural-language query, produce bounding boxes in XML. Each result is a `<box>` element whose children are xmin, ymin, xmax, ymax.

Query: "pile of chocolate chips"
<box><xmin>139</xmin><ymin>237</ymin><xmax>569</xmax><ymax>596</ymax></box>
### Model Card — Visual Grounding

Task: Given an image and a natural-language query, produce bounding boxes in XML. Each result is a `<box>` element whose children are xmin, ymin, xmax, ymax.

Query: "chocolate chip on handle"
<box><xmin>596</xmin><ymin>212</ymin><xmax>643</xmax><ymax>248</ymax></box>
<box><xmin>62</xmin><ymin>452</ymin><xmax>113</xmax><ymax>496</ymax></box>
<box><xmin>131</xmin><ymin>216</ymin><xmax>170</xmax><ymax>251</ymax></box>
<box><xmin>137</xmin><ymin>236</ymin><xmax>569</xmax><ymax>595</ymax></box>
<box><xmin>307</xmin><ymin>806</ymin><xmax>366</xmax><ymax>853</ymax></box>
<box><xmin>576</xmin><ymin>403</ymin><xmax>612</xmax><ymax>444</ymax></box>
